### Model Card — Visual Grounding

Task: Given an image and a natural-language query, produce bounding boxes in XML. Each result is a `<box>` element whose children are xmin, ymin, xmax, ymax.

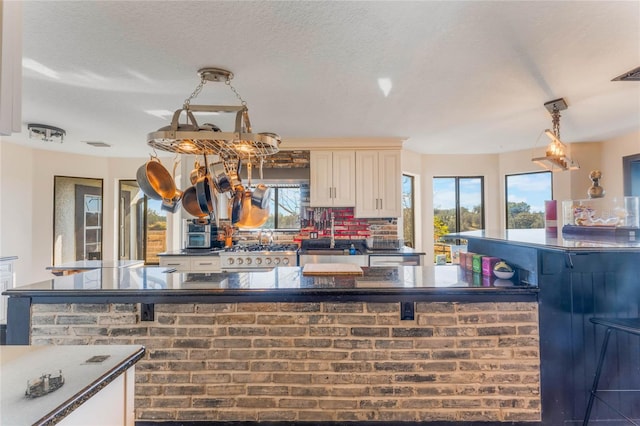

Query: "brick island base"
<box><xmin>30</xmin><ymin>301</ymin><xmax>540</xmax><ymax>423</ymax></box>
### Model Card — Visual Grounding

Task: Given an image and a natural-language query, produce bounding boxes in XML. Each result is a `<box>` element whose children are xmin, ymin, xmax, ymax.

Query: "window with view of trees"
<box><xmin>433</xmin><ymin>177</ymin><xmax>484</xmax><ymax>241</ymax></box>
<box><xmin>402</xmin><ymin>174</ymin><xmax>415</xmax><ymax>248</ymax></box>
<box><xmin>505</xmin><ymin>171</ymin><xmax>552</xmax><ymax>229</ymax></box>
<box><xmin>253</xmin><ymin>184</ymin><xmax>301</xmax><ymax>230</ymax></box>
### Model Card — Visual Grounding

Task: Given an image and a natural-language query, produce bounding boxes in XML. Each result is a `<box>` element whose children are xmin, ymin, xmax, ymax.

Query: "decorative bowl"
<box><xmin>493</xmin><ymin>261</ymin><xmax>514</xmax><ymax>279</ymax></box>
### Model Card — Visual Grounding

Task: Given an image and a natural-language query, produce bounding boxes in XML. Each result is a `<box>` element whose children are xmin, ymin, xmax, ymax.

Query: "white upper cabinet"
<box><xmin>355</xmin><ymin>150</ymin><xmax>401</xmax><ymax>218</ymax></box>
<box><xmin>310</xmin><ymin>151</ymin><xmax>356</xmax><ymax>207</ymax></box>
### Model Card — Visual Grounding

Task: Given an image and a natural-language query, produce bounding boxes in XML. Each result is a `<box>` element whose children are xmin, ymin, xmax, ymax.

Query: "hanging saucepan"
<box><xmin>210</xmin><ymin>161</ymin><xmax>232</xmax><ymax>193</ymax></box>
<box><xmin>237</xmin><ymin>193</ymin><xmax>269</xmax><ymax>228</ymax></box>
<box><xmin>182</xmin><ymin>185</ymin><xmax>208</xmax><ymax>218</ymax></box>
<box><xmin>230</xmin><ymin>187</ymin><xmax>244</xmax><ymax>225</ymax></box>
<box><xmin>208</xmin><ymin>175</ymin><xmax>220</xmax><ymax>227</ymax></box>
<box><xmin>161</xmin><ymin>160</ymin><xmax>183</xmax><ymax>213</ymax></box>
<box><xmin>225</xmin><ymin>158</ymin><xmax>242</xmax><ymax>190</ymax></box>
<box><xmin>136</xmin><ymin>156</ymin><xmax>176</xmax><ymax>200</ymax></box>
<box><xmin>195</xmin><ymin>154</ymin><xmax>215</xmax><ymax>216</ymax></box>
<box><xmin>251</xmin><ymin>184</ymin><xmax>271</xmax><ymax>210</ymax></box>
<box><xmin>189</xmin><ymin>160</ymin><xmax>207</xmax><ymax>185</ymax></box>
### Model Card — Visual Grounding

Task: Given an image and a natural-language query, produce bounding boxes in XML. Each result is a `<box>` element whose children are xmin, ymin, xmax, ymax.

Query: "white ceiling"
<box><xmin>10</xmin><ymin>0</ymin><xmax>640</xmax><ymax>158</ymax></box>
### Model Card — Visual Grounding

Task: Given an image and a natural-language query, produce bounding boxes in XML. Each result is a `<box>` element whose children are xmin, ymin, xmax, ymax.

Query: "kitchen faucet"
<box><xmin>330</xmin><ymin>212</ymin><xmax>335</xmax><ymax>248</ymax></box>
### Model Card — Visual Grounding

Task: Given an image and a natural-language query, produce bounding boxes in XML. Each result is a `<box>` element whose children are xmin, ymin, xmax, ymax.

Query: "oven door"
<box><xmin>185</xmin><ymin>232</ymin><xmax>211</xmax><ymax>249</ymax></box>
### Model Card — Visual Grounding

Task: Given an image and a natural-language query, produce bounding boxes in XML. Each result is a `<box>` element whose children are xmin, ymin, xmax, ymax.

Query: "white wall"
<box><xmin>0</xmin><ymin>141</ymin><xmax>33</xmax><ymax>285</ymax></box>
<box><xmin>0</xmin><ymin>140</ymin><xmax>171</xmax><ymax>285</ymax></box>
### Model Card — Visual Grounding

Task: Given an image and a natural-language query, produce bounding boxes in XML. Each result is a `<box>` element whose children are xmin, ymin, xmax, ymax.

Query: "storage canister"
<box><xmin>482</xmin><ymin>256</ymin><xmax>501</xmax><ymax>276</ymax></box>
<box><xmin>472</xmin><ymin>254</ymin><xmax>484</xmax><ymax>274</ymax></box>
<box><xmin>465</xmin><ymin>252</ymin><xmax>475</xmax><ymax>271</ymax></box>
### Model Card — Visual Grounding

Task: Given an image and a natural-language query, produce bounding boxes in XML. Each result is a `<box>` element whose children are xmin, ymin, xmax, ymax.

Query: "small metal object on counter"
<box><xmin>25</xmin><ymin>370</ymin><xmax>65</xmax><ymax>398</ymax></box>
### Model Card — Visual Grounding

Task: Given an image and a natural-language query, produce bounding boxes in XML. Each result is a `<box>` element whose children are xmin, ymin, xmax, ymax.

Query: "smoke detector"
<box><xmin>27</xmin><ymin>123</ymin><xmax>65</xmax><ymax>143</ymax></box>
<box><xmin>83</xmin><ymin>141</ymin><xmax>111</xmax><ymax>148</ymax></box>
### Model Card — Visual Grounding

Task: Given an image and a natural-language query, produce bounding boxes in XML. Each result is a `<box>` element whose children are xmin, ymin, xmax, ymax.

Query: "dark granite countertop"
<box><xmin>455</xmin><ymin>229</ymin><xmax>640</xmax><ymax>252</ymax></box>
<box><xmin>4</xmin><ymin>265</ymin><xmax>536</xmax><ymax>303</ymax></box>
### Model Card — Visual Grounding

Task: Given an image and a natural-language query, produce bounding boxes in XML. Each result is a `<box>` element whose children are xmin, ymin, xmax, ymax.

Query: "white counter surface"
<box><xmin>1</xmin><ymin>345</ymin><xmax>144</xmax><ymax>425</ymax></box>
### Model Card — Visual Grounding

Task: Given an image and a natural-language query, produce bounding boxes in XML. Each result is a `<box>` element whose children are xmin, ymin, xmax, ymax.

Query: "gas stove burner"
<box><xmin>225</xmin><ymin>244</ymin><xmax>299</xmax><ymax>253</ymax></box>
<box><xmin>219</xmin><ymin>243</ymin><xmax>299</xmax><ymax>269</ymax></box>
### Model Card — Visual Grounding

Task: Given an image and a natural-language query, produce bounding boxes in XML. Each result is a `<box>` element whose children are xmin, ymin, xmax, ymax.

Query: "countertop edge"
<box><xmin>34</xmin><ymin>345</ymin><xmax>145</xmax><ymax>426</ymax></box>
<box><xmin>4</xmin><ymin>287</ymin><xmax>538</xmax><ymax>304</ymax></box>
<box><xmin>456</xmin><ymin>231</ymin><xmax>640</xmax><ymax>252</ymax></box>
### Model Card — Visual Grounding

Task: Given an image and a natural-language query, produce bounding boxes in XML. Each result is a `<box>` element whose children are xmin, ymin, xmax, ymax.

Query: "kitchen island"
<box><xmin>4</xmin><ymin>264</ymin><xmax>540</xmax><ymax>425</ymax></box>
<box><xmin>458</xmin><ymin>229</ymin><xmax>640</xmax><ymax>426</ymax></box>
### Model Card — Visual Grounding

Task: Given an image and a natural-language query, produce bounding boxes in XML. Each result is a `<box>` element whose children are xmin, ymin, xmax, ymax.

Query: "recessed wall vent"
<box><xmin>612</xmin><ymin>66</ymin><xmax>640</xmax><ymax>81</ymax></box>
<box><xmin>83</xmin><ymin>141</ymin><xmax>111</xmax><ymax>148</ymax></box>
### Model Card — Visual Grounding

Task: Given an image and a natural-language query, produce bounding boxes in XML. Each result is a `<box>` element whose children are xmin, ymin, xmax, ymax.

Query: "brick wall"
<box><xmin>297</xmin><ymin>207</ymin><xmax>398</xmax><ymax>242</ymax></box>
<box><xmin>30</xmin><ymin>301</ymin><xmax>540</xmax><ymax>422</ymax></box>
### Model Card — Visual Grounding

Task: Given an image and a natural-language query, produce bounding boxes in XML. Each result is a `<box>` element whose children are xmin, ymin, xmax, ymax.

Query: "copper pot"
<box><xmin>136</xmin><ymin>156</ymin><xmax>176</xmax><ymax>200</ymax></box>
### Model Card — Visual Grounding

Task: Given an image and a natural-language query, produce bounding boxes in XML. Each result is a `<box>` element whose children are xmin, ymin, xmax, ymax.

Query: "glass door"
<box><xmin>118</xmin><ymin>180</ymin><xmax>167</xmax><ymax>264</ymax></box>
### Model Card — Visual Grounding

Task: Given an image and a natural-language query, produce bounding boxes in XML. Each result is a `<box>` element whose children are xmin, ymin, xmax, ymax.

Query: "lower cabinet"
<box><xmin>59</xmin><ymin>368</ymin><xmax>135</xmax><ymax>426</ymax></box>
<box><xmin>159</xmin><ymin>256</ymin><xmax>221</xmax><ymax>272</ymax></box>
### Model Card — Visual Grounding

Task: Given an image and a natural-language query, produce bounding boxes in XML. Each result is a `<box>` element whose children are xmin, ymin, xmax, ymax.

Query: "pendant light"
<box><xmin>531</xmin><ymin>98</ymin><xmax>579</xmax><ymax>172</ymax></box>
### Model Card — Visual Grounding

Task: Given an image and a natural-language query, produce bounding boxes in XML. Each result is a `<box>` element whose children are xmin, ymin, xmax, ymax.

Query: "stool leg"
<box><xmin>583</xmin><ymin>327</ymin><xmax>613</xmax><ymax>426</ymax></box>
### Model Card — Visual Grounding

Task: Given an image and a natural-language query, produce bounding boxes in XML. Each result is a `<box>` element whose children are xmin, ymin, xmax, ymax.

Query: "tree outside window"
<box><xmin>505</xmin><ymin>172</ymin><xmax>552</xmax><ymax>229</ymax></box>
<box><xmin>433</xmin><ymin>177</ymin><xmax>484</xmax><ymax>262</ymax></box>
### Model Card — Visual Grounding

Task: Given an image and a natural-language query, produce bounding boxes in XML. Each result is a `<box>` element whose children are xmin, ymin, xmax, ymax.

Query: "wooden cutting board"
<box><xmin>302</xmin><ymin>263</ymin><xmax>364</xmax><ymax>276</ymax></box>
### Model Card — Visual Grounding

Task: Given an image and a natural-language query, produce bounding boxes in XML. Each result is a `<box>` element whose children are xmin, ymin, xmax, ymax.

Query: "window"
<box><xmin>433</xmin><ymin>177</ymin><xmax>484</xmax><ymax>237</ymax></box>
<box><xmin>53</xmin><ymin>176</ymin><xmax>103</xmax><ymax>264</ymax></box>
<box><xmin>118</xmin><ymin>180</ymin><xmax>166</xmax><ymax>264</ymax></box>
<box><xmin>402</xmin><ymin>174</ymin><xmax>415</xmax><ymax>248</ymax></box>
<box><xmin>242</xmin><ymin>184</ymin><xmax>302</xmax><ymax>230</ymax></box>
<box><xmin>433</xmin><ymin>177</ymin><xmax>484</xmax><ymax>263</ymax></box>
<box><xmin>505</xmin><ymin>171</ymin><xmax>552</xmax><ymax>229</ymax></box>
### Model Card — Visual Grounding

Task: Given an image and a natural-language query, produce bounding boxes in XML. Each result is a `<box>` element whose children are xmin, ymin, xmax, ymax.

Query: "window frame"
<box><xmin>433</xmin><ymin>176</ymin><xmax>485</xmax><ymax>234</ymax></box>
<box><xmin>504</xmin><ymin>171</ymin><xmax>553</xmax><ymax>230</ymax></box>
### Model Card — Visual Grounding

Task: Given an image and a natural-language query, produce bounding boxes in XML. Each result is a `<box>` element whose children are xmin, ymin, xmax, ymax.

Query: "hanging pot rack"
<box><xmin>146</xmin><ymin>67</ymin><xmax>281</xmax><ymax>161</ymax></box>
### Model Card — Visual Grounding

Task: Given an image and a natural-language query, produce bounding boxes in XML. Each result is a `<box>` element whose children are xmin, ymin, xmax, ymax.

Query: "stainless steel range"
<box><xmin>219</xmin><ymin>244</ymin><xmax>298</xmax><ymax>270</ymax></box>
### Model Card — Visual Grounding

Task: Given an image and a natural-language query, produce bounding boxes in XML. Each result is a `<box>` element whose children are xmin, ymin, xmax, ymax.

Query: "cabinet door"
<box><xmin>331</xmin><ymin>151</ymin><xmax>356</xmax><ymax>207</ymax></box>
<box><xmin>310</xmin><ymin>151</ymin><xmax>334</xmax><ymax>206</ymax></box>
<box><xmin>355</xmin><ymin>151</ymin><xmax>381</xmax><ymax>217</ymax></box>
<box><xmin>377</xmin><ymin>151</ymin><xmax>402</xmax><ymax>218</ymax></box>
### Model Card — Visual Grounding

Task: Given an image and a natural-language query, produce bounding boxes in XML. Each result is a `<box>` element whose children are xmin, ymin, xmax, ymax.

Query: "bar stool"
<box><xmin>583</xmin><ymin>317</ymin><xmax>640</xmax><ymax>426</ymax></box>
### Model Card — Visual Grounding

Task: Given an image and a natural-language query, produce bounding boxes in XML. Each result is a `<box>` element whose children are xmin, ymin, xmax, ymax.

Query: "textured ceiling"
<box><xmin>7</xmin><ymin>1</ymin><xmax>640</xmax><ymax>158</ymax></box>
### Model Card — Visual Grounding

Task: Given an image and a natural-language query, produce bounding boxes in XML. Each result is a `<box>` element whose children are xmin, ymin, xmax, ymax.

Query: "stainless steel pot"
<box><xmin>210</xmin><ymin>161</ymin><xmax>232</xmax><ymax>193</ymax></box>
<box><xmin>251</xmin><ymin>184</ymin><xmax>271</xmax><ymax>209</ymax></box>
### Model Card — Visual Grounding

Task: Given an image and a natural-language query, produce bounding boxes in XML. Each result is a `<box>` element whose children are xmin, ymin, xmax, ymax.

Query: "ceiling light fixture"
<box><xmin>27</xmin><ymin>123</ymin><xmax>65</xmax><ymax>143</ymax></box>
<box><xmin>377</xmin><ymin>78</ymin><xmax>392</xmax><ymax>97</ymax></box>
<box><xmin>147</xmin><ymin>67</ymin><xmax>280</xmax><ymax>161</ymax></box>
<box><xmin>531</xmin><ymin>98</ymin><xmax>579</xmax><ymax>172</ymax></box>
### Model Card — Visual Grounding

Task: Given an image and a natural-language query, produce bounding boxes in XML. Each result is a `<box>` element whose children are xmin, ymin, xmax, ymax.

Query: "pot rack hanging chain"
<box><xmin>183</xmin><ymin>74</ymin><xmax>207</xmax><ymax>110</ymax></box>
<box><xmin>225</xmin><ymin>77</ymin><xmax>247</xmax><ymax>107</ymax></box>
